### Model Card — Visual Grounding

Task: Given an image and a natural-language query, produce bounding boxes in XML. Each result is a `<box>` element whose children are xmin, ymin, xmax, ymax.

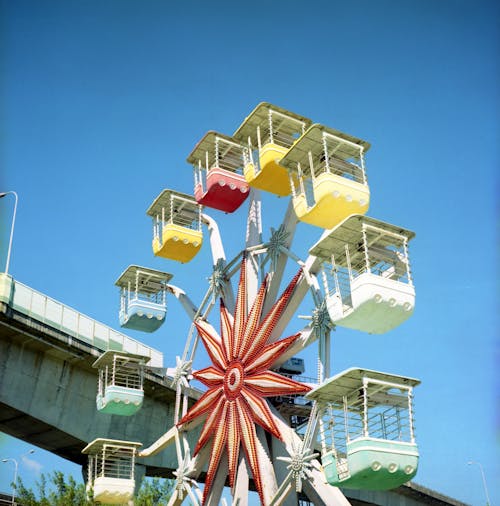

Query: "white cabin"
<box><xmin>82</xmin><ymin>438</ymin><xmax>142</xmax><ymax>504</ymax></box>
<box><xmin>310</xmin><ymin>215</ymin><xmax>415</xmax><ymax>334</ymax></box>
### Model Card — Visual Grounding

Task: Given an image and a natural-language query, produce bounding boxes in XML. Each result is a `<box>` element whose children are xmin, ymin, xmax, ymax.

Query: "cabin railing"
<box><xmin>91</xmin><ymin>445</ymin><xmax>136</xmax><ymax>479</ymax></box>
<box><xmin>322</xmin><ymin>264</ymin><xmax>352</xmax><ymax>309</ymax></box>
<box><xmin>315</xmin><ymin>158</ymin><xmax>365</xmax><ymax>184</ymax></box>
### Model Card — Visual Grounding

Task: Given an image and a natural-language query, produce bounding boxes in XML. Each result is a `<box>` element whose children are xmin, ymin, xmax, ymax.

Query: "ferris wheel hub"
<box><xmin>224</xmin><ymin>361</ymin><xmax>244</xmax><ymax>400</ymax></box>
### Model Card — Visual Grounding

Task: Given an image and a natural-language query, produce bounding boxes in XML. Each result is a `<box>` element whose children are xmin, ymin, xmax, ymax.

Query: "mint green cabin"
<box><xmin>306</xmin><ymin>368</ymin><xmax>420</xmax><ymax>490</ymax></box>
<box><xmin>93</xmin><ymin>351</ymin><xmax>150</xmax><ymax>416</ymax></box>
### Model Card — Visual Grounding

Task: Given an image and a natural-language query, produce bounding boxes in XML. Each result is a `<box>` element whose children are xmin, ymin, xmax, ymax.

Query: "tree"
<box><xmin>135</xmin><ymin>477</ymin><xmax>175</xmax><ymax>506</ymax></box>
<box><xmin>15</xmin><ymin>471</ymin><xmax>92</xmax><ymax>506</ymax></box>
<box><xmin>14</xmin><ymin>472</ymin><xmax>174</xmax><ymax>505</ymax></box>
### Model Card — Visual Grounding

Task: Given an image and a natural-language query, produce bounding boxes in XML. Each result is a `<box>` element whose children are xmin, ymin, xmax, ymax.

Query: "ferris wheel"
<box><xmin>83</xmin><ymin>103</ymin><xmax>420</xmax><ymax>506</ymax></box>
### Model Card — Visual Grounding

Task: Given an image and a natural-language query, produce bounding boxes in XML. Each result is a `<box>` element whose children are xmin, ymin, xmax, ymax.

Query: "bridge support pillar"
<box><xmin>133</xmin><ymin>463</ymin><xmax>147</xmax><ymax>498</ymax></box>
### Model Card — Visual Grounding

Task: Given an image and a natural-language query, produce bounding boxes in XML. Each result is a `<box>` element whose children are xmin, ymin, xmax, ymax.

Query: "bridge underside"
<box><xmin>0</xmin><ymin>402</ymin><xmax>86</xmax><ymax>466</ymax></box>
<box><xmin>0</xmin><ymin>302</ymin><xmax>190</xmax><ymax>479</ymax></box>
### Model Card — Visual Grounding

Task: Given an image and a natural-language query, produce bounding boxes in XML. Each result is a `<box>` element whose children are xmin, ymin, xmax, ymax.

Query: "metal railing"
<box><xmin>168</xmin><ymin>209</ymin><xmax>201</xmax><ymax>231</ymax></box>
<box><xmin>366</xmin><ymin>403</ymin><xmax>414</xmax><ymax>442</ymax></box>
<box><xmin>214</xmin><ymin>137</ymin><xmax>245</xmax><ymax>173</ymax></box>
<box><xmin>90</xmin><ymin>446</ymin><xmax>136</xmax><ymax>480</ymax></box>
<box><xmin>322</xmin><ymin>264</ymin><xmax>352</xmax><ymax>309</ymax></box>
<box><xmin>1</xmin><ymin>274</ymin><xmax>163</xmax><ymax>367</ymax></box>
<box><xmin>258</xmin><ymin>116</ymin><xmax>304</xmax><ymax>149</ymax></box>
<box><xmin>316</xmin><ymin>385</ymin><xmax>416</xmax><ymax>454</ymax></box>
<box><xmin>316</xmin><ymin>157</ymin><xmax>366</xmax><ymax>185</ymax></box>
<box><xmin>126</xmin><ymin>290</ymin><xmax>166</xmax><ymax>306</ymax></box>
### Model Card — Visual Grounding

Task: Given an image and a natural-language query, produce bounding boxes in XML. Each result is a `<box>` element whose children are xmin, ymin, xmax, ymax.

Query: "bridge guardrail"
<box><xmin>0</xmin><ymin>273</ymin><xmax>163</xmax><ymax>367</ymax></box>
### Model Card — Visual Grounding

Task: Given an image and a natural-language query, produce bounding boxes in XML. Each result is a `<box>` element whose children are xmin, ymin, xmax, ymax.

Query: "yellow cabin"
<box><xmin>146</xmin><ymin>189</ymin><xmax>203</xmax><ymax>263</ymax></box>
<box><xmin>233</xmin><ymin>102</ymin><xmax>312</xmax><ymax>196</ymax></box>
<box><xmin>280</xmin><ymin>124</ymin><xmax>370</xmax><ymax>229</ymax></box>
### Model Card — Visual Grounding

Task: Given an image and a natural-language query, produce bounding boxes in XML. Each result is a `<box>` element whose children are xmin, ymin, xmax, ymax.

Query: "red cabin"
<box><xmin>187</xmin><ymin>131</ymin><xmax>249</xmax><ymax>213</ymax></box>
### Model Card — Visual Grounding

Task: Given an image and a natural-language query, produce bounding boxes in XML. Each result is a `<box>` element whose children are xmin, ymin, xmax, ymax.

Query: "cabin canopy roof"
<box><xmin>92</xmin><ymin>350</ymin><xmax>151</xmax><ymax>369</ymax></box>
<box><xmin>186</xmin><ymin>131</ymin><xmax>243</xmax><ymax>166</ymax></box>
<box><xmin>146</xmin><ymin>189</ymin><xmax>200</xmax><ymax>218</ymax></box>
<box><xmin>233</xmin><ymin>102</ymin><xmax>312</xmax><ymax>143</ymax></box>
<box><xmin>309</xmin><ymin>214</ymin><xmax>415</xmax><ymax>261</ymax></box>
<box><xmin>82</xmin><ymin>438</ymin><xmax>143</xmax><ymax>454</ymax></box>
<box><xmin>114</xmin><ymin>265</ymin><xmax>173</xmax><ymax>294</ymax></box>
<box><xmin>280</xmin><ymin>123</ymin><xmax>371</xmax><ymax>173</ymax></box>
<box><xmin>306</xmin><ymin>367</ymin><xmax>420</xmax><ymax>404</ymax></box>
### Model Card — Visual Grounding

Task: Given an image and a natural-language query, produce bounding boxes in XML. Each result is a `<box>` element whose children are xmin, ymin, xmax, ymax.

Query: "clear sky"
<box><xmin>1</xmin><ymin>1</ymin><xmax>498</xmax><ymax>505</ymax></box>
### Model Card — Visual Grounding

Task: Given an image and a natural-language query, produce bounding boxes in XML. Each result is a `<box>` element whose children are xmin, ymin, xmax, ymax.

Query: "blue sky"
<box><xmin>1</xmin><ymin>1</ymin><xmax>498</xmax><ymax>505</ymax></box>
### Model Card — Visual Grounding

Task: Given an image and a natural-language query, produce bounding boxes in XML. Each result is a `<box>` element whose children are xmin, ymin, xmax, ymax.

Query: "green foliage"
<box><xmin>135</xmin><ymin>477</ymin><xmax>175</xmax><ymax>506</ymax></box>
<box><xmin>15</xmin><ymin>471</ymin><xmax>92</xmax><ymax>506</ymax></box>
<box><xmin>14</xmin><ymin>472</ymin><xmax>174</xmax><ymax>505</ymax></box>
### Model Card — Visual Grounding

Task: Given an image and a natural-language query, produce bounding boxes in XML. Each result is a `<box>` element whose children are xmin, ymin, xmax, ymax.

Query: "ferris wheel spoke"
<box><xmin>167</xmin><ymin>281</ymin><xmax>221</xmax><ymax>366</ymax></box>
<box><xmin>203</xmin><ymin>452</ymin><xmax>228</xmax><ymax>506</ymax></box>
<box><xmin>245</xmin><ymin>190</ymin><xmax>263</xmax><ymax>307</ymax></box>
<box><xmin>261</xmin><ymin>200</ymin><xmax>299</xmax><ymax>316</ymax></box>
<box><xmin>232</xmin><ymin>454</ymin><xmax>249</xmax><ymax>505</ymax></box>
<box><xmin>187</xmin><ymin>483</ymin><xmax>203</xmax><ymax>506</ymax></box>
<box><xmin>167</xmin><ymin>283</ymin><xmax>201</xmax><ymax>321</ymax></box>
<box><xmin>201</xmin><ymin>211</ymin><xmax>236</xmax><ymax>307</ymax></box>
<box><xmin>265</xmin><ymin>255</ymin><xmax>319</xmax><ymax>345</ymax></box>
<box><xmin>201</xmin><ymin>213</ymin><xmax>226</xmax><ymax>261</ymax></box>
<box><xmin>166</xmin><ymin>487</ymin><xmax>185</xmax><ymax>506</ymax></box>
<box><xmin>268</xmin><ymin>469</ymin><xmax>294</xmax><ymax>506</ymax></box>
<box><xmin>170</xmin><ymin>444</ymin><xmax>205</xmax><ymax>506</ymax></box>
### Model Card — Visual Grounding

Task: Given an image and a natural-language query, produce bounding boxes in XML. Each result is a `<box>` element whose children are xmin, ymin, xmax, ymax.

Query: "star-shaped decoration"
<box><xmin>311</xmin><ymin>299</ymin><xmax>334</xmax><ymax>336</ymax></box>
<box><xmin>277</xmin><ymin>443</ymin><xmax>318</xmax><ymax>493</ymax></box>
<box><xmin>170</xmin><ymin>356</ymin><xmax>192</xmax><ymax>390</ymax></box>
<box><xmin>266</xmin><ymin>225</ymin><xmax>290</xmax><ymax>268</ymax></box>
<box><xmin>209</xmin><ymin>258</ymin><xmax>228</xmax><ymax>296</ymax></box>
<box><xmin>178</xmin><ymin>255</ymin><xmax>311</xmax><ymax>504</ymax></box>
<box><xmin>172</xmin><ymin>452</ymin><xmax>199</xmax><ymax>502</ymax></box>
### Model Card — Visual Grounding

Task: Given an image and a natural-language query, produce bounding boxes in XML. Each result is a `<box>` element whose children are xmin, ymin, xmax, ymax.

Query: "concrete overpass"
<box><xmin>0</xmin><ymin>272</ymin><xmax>198</xmax><ymax>480</ymax></box>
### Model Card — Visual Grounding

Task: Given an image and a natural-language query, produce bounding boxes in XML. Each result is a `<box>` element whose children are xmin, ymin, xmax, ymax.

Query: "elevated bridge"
<box><xmin>0</xmin><ymin>272</ymin><xmax>196</xmax><ymax>479</ymax></box>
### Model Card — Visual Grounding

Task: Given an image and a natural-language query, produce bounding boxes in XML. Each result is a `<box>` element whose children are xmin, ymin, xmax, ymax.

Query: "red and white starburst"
<box><xmin>178</xmin><ymin>255</ymin><xmax>311</xmax><ymax>505</ymax></box>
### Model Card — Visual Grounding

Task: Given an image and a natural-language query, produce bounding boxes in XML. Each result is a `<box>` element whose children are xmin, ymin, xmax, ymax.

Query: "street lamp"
<box><xmin>468</xmin><ymin>460</ymin><xmax>491</xmax><ymax>506</ymax></box>
<box><xmin>1</xmin><ymin>458</ymin><xmax>18</xmax><ymax>506</ymax></box>
<box><xmin>0</xmin><ymin>191</ymin><xmax>19</xmax><ymax>275</ymax></box>
<box><xmin>1</xmin><ymin>449</ymin><xmax>35</xmax><ymax>506</ymax></box>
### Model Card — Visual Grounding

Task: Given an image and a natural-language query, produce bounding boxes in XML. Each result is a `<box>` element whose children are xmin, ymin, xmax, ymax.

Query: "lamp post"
<box><xmin>1</xmin><ymin>449</ymin><xmax>35</xmax><ymax>506</ymax></box>
<box><xmin>468</xmin><ymin>460</ymin><xmax>491</xmax><ymax>506</ymax></box>
<box><xmin>1</xmin><ymin>458</ymin><xmax>18</xmax><ymax>505</ymax></box>
<box><xmin>0</xmin><ymin>191</ymin><xmax>19</xmax><ymax>275</ymax></box>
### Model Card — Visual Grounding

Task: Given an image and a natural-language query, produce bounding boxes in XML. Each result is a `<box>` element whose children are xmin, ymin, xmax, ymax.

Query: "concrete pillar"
<box><xmin>133</xmin><ymin>463</ymin><xmax>147</xmax><ymax>497</ymax></box>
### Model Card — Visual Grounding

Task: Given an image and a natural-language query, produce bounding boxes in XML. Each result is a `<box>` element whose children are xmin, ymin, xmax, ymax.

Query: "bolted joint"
<box><xmin>311</xmin><ymin>300</ymin><xmax>334</xmax><ymax>335</ymax></box>
<box><xmin>266</xmin><ymin>225</ymin><xmax>290</xmax><ymax>268</ymax></box>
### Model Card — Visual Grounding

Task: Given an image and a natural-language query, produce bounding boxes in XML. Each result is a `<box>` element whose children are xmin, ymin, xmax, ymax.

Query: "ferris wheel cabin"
<box><xmin>187</xmin><ymin>131</ymin><xmax>250</xmax><ymax>212</ymax></box>
<box><xmin>82</xmin><ymin>438</ymin><xmax>142</xmax><ymax>504</ymax></box>
<box><xmin>280</xmin><ymin>124</ymin><xmax>370</xmax><ymax>229</ymax></box>
<box><xmin>306</xmin><ymin>368</ymin><xmax>420</xmax><ymax>490</ymax></box>
<box><xmin>93</xmin><ymin>351</ymin><xmax>150</xmax><ymax>416</ymax></box>
<box><xmin>233</xmin><ymin>102</ymin><xmax>312</xmax><ymax>196</ymax></box>
<box><xmin>310</xmin><ymin>215</ymin><xmax>415</xmax><ymax>334</ymax></box>
<box><xmin>115</xmin><ymin>265</ymin><xmax>172</xmax><ymax>333</ymax></box>
<box><xmin>146</xmin><ymin>189</ymin><xmax>203</xmax><ymax>263</ymax></box>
